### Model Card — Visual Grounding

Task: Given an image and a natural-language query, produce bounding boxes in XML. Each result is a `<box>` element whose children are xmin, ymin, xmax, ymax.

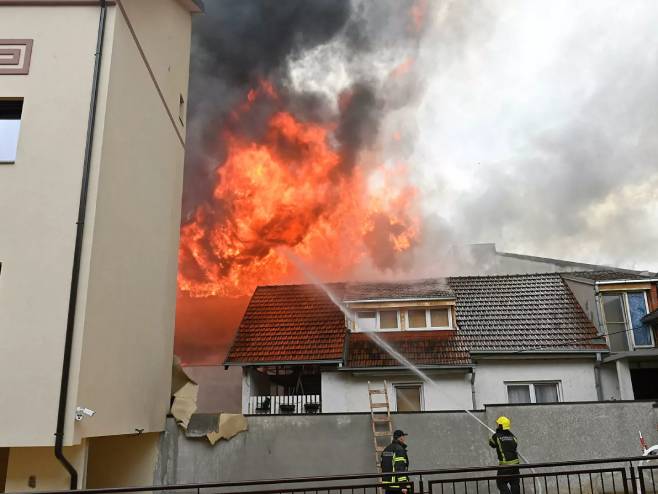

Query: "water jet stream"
<box><xmin>282</xmin><ymin>249</ymin><xmax>538</xmax><ymax>486</ymax></box>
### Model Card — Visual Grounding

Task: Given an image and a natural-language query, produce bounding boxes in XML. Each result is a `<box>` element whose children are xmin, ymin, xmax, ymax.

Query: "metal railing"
<box><xmin>248</xmin><ymin>394</ymin><xmax>321</xmax><ymax>414</ymax></box>
<box><xmin>21</xmin><ymin>455</ymin><xmax>658</xmax><ymax>494</ymax></box>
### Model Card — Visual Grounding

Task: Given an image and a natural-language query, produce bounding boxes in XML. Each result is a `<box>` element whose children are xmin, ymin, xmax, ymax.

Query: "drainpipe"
<box><xmin>594</xmin><ymin>352</ymin><xmax>603</xmax><ymax>401</ymax></box>
<box><xmin>470</xmin><ymin>367</ymin><xmax>477</xmax><ymax>410</ymax></box>
<box><xmin>55</xmin><ymin>1</ymin><xmax>107</xmax><ymax>489</ymax></box>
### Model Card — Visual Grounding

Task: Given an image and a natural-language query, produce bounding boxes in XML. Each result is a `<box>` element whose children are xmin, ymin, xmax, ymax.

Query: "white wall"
<box><xmin>5</xmin><ymin>443</ymin><xmax>88</xmax><ymax>492</ymax></box>
<box><xmin>74</xmin><ymin>0</ymin><xmax>189</xmax><ymax>443</ymax></box>
<box><xmin>321</xmin><ymin>370</ymin><xmax>473</xmax><ymax>412</ymax></box>
<box><xmin>0</xmin><ymin>0</ymin><xmax>192</xmax><ymax>448</ymax></box>
<box><xmin>473</xmin><ymin>359</ymin><xmax>598</xmax><ymax>407</ymax></box>
<box><xmin>0</xmin><ymin>5</ymin><xmax>108</xmax><ymax>448</ymax></box>
<box><xmin>599</xmin><ymin>362</ymin><xmax>621</xmax><ymax>400</ymax></box>
<box><xmin>564</xmin><ymin>279</ymin><xmax>602</xmax><ymax>331</ymax></box>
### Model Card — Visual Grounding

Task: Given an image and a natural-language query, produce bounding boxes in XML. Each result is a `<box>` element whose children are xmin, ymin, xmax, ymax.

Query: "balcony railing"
<box><xmin>248</xmin><ymin>394</ymin><xmax>321</xmax><ymax>414</ymax></box>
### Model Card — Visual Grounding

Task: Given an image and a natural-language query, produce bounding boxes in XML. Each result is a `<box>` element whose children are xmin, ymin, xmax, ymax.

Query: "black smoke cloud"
<box><xmin>182</xmin><ymin>0</ymin><xmax>423</xmax><ymax>219</ymax></box>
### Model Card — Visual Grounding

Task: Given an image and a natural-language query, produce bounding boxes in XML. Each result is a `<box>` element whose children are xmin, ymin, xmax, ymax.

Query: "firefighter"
<box><xmin>489</xmin><ymin>416</ymin><xmax>520</xmax><ymax>494</ymax></box>
<box><xmin>381</xmin><ymin>429</ymin><xmax>411</xmax><ymax>493</ymax></box>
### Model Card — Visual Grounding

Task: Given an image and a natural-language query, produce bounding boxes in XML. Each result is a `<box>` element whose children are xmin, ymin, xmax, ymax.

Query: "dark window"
<box><xmin>0</xmin><ymin>99</ymin><xmax>23</xmax><ymax>163</ymax></box>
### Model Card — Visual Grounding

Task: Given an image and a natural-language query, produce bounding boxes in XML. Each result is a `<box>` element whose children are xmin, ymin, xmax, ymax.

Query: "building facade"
<box><xmin>0</xmin><ymin>0</ymin><xmax>201</xmax><ymax>490</ymax></box>
<box><xmin>226</xmin><ymin>273</ymin><xmax>621</xmax><ymax>416</ymax></box>
<box><xmin>564</xmin><ymin>272</ymin><xmax>658</xmax><ymax>401</ymax></box>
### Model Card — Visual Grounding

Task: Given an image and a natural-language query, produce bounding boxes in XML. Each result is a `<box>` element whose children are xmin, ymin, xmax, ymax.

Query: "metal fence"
<box><xmin>248</xmin><ymin>394</ymin><xmax>322</xmax><ymax>414</ymax></box>
<box><xmin>23</xmin><ymin>455</ymin><xmax>658</xmax><ymax>494</ymax></box>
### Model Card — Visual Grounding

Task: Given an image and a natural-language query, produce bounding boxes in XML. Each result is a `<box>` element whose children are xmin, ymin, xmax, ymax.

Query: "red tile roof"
<box><xmin>224</xmin><ymin>283</ymin><xmax>347</xmax><ymax>364</ymax></box>
<box><xmin>346</xmin><ymin>331</ymin><xmax>471</xmax><ymax>368</ymax></box>
<box><xmin>225</xmin><ymin>273</ymin><xmax>607</xmax><ymax>366</ymax></box>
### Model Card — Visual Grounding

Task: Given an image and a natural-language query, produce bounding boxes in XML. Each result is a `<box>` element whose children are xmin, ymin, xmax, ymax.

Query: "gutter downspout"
<box><xmin>594</xmin><ymin>352</ymin><xmax>603</xmax><ymax>401</ymax></box>
<box><xmin>470</xmin><ymin>367</ymin><xmax>476</xmax><ymax>410</ymax></box>
<box><xmin>55</xmin><ymin>1</ymin><xmax>107</xmax><ymax>488</ymax></box>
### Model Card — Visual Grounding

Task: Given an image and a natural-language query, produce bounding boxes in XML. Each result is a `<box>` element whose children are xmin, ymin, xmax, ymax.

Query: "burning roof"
<box><xmin>225</xmin><ymin>273</ymin><xmax>605</xmax><ymax>367</ymax></box>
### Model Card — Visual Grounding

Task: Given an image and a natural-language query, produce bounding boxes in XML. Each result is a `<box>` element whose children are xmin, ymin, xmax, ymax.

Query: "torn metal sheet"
<box><xmin>206</xmin><ymin>414</ymin><xmax>248</xmax><ymax>445</ymax></box>
<box><xmin>170</xmin><ymin>381</ymin><xmax>198</xmax><ymax>429</ymax></box>
<box><xmin>172</xmin><ymin>355</ymin><xmax>196</xmax><ymax>395</ymax></box>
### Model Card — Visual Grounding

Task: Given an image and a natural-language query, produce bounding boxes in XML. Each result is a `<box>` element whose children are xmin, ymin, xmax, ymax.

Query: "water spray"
<box><xmin>282</xmin><ymin>249</ymin><xmax>537</xmax><ymax>482</ymax></box>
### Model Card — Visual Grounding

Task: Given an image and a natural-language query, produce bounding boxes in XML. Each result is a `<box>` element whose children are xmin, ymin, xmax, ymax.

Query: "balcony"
<box><xmin>248</xmin><ymin>394</ymin><xmax>322</xmax><ymax>415</ymax></box>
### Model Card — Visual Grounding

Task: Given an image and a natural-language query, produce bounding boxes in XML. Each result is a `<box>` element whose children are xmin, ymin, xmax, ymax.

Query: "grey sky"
<box><xmin>411</xmin><ymin>0</ymin><xmax>658</xmax><ymax>271</ymax></box>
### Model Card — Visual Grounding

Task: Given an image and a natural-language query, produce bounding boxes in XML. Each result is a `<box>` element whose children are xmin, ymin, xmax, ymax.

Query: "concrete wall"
<box><xmin>156</xmin><ymin>401</ymin><xmax>658</xmax><ymax>484</ymax></box>
<box><xmin>74</xmin><ymin>0</ymin><xmax>189</xmax><ymax>443</ymax></box>
<box><xmin>4</xmin><ymin>443</ymin><xmax>88</xmax><ymax>492</ymax></box>
<box><xmin>183</xmin><ymin>366</ymin><xmax>242</xmax><ymax>413</ymax></box>
<box><xmin>473</xmin><ymin>359</ymin><xmax>599</xmax><ymax>407</ymax></box>
<box><xmin>86</xmin><ymin>433</ymin><xmax>160</xmax><ymax>489</ymax></box>
<box><xmin>321</xmin><ymin>370</ymin><xmax>473</xmax><ymax>413</ymax></box>
<box><xmin>0</xmin><ymin>4</ymin><xmax>108</xmax><ymax>448</ymax></box>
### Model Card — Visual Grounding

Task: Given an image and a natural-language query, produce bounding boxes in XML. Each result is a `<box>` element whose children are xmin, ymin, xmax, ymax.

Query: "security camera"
<box><xmin>75</xmin><ymin>407</ymin><xmax>96</xmax><ymax>421</ymax></box>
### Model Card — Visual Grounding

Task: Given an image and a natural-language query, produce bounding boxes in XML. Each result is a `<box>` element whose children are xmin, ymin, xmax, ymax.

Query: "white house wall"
<box><xmin>473</xmin><ymin>359</ymin><xmax>598</xmax><ymax>407</ymax></box>
<box><xmin>321</xmin><ymin>371</ymin><xmax>473</xmax><ymax>413</ymax></box>
<box><xmin>599</xmin><ymin>363</ymin><xmax>621</xmax><ymax>401</ymax></box>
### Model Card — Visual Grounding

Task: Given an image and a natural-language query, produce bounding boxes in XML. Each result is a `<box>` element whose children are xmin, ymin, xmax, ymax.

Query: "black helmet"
<box><xmin>393</xmin><ymin>430</ymin><xmax>408</xmax><ymax>439</ymax></box>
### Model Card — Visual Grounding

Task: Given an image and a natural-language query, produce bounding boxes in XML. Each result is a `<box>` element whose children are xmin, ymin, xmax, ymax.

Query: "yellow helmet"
<box><xmin>496</xmin><ymin>416</ymin><xmax>511</xmax><ymax>430</ymax></box>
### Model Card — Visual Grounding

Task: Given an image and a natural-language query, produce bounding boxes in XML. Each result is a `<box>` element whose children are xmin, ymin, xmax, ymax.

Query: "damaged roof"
<box><xmin>224</xmin><ymin>283</ymin><xmax>346</xmax><ymax>365</ymax></box>
<box><xmin>225</xmin><ymin>273</ymin><xmax>607</xmax><ymax>367</ymax></box>
<box><xmin>343</xmin><ymin>279</ymin><xmax>453</xmax><ymax>302</ymax></box>
<box><xmin>346</xmin><ymin>331</ymin><xmax>471</xmax><ymax>368</ymax></box>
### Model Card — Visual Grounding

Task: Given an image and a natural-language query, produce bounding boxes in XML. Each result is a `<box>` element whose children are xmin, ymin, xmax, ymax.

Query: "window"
<box><xmin>357</xmin><ymin>312</ymin><xmax>377</xmax><ymax>331</ymax></box>
<box><xmin>506</xmin><ymin>382</ymin><xmax>560</xmax><ymax>404</ymax></box>
<box><xmin>602</xmin><ymin>292</ymin><xmax>654</xmax><ymax>350</ymax></box>
<box><xmin>379</xmin><ymin>310</ymin><xmax>398</xmax><ymax>329</ymax></box>
<box><xmin>430</xmin><ymin>308</ymin><xmax>450</xmax><ymax>327</ymax></box>
<box><xmin>408</xmin><ymin>309</ymin><xmax>427</xmax><ymax>328</ymax></box>
<box><xmin>602</xmin><ymin>294</ymin><xmax>629</xmax><ymax>351</ymax></box>
<box><xmin>0</xmin><ymin>99</ymin><xmax>22</xmax><ymax>163</ymax></box>
<box><xmin>394</xmin><ymin>384</ymin><xmax>423</xmax><ymax>411</ymax></box>
<box><xmin>356</xmin><ymin>310</ymin><xmax>400</xmax><ymax>331</ymax></box>
<box><xmin>627</xmin><ymin>292</ymin><xmax>653</xmax><ymax>347</ymax></box>
<box><xmin>406</xmin><ymin>308</ymin><xmax>452</xmax><ymax>330</ymax></box>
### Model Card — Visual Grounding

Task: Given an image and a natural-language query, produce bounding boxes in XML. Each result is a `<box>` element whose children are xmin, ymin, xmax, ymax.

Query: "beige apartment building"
<box><xmin>0</xmin><ymin>0</ymin><xmax>201</xmax><ymax>491</ymax></box>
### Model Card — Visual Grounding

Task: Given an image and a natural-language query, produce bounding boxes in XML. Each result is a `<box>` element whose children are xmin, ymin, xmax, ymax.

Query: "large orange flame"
<box><xmin>178</xmin><ymin>89</ymin><xmax>420</xmax><ymax>298</ymax></box>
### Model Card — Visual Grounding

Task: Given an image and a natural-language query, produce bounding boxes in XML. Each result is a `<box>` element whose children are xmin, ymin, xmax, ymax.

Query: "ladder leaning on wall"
<box><xmin>368</xmin><ymin>380</ymin><xmax>393</xmax><ymax>472</ymax></box>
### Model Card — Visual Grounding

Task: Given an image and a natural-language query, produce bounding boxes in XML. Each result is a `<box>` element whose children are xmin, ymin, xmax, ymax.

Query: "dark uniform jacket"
<box><xmin>381</xmin><ymin>440</ymin><xmax>410</xmax><ymax>488</ymax></box>
<box><xmin>489</xmin><ymin>430</ymin><xmax>520</xmax><ymax>465</ymax></box>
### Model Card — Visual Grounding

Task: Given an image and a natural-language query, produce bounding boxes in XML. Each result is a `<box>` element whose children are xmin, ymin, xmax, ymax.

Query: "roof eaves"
<box><xmin>470</xmin><ymin>350</ymin><xmax>604</xmax><ymax>357</ymax></box>
<box><xmin>224</xmin><ymin>359</ymin><xmax>342</xmax><ymax>367</ymax></box>
<box><xmin>561</xmin><ymin>275</ymin><xmax>596</xmax><ymax>285</ymax></box>
<box><xmin>595</xmin><ymin>278</ymin><xmax>658</xmax><ymax>285</ymax></box>
<box><xmin>339</xmin><ymin>364</ymin><xmax>473</xmax><ymax>372</ymax></box>
<box><xmin>344</xmin><ymin>296</ymin><xmax>455</xmax><ymax>303</ymax></box>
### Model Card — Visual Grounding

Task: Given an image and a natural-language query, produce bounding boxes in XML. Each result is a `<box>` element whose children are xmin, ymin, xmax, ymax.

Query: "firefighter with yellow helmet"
<box><xmin>489</xmin><ymin>416</ymin><xmax>520</xmax><ymax>494</ymax></box>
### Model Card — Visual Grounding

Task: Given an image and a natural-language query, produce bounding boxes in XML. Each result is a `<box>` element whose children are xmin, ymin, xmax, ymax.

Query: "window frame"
<box><xmin>392</xmin><ymin>382</ymin><xmax>425</xmax><ymax>412</ymax></box>
<box><xmin>624</xmin><ymin>290</ymin><xmax>654</xmax><ymax>349</ymax></box>
<box><xmin>406</xmin><ymin>307</ymin><xmax>453</xmax><ymax>331</ymax></box>
<box><xmin>505</xmin><ymin>381</ymin><xmax>562</xmax><ymax>404</ymax></box>
<box><xmin>355</xmin><ymin>310</ymin><xmax>401</xmax><ymax>332</ymax></box>
<box><xmin>602</xmin><ymin>291</ymin><xmax>654</xmax><ymax>350</ymax></box>
<box><xmin>0</xmin><ymin>98</ymin><xmax>23</xmax><ymax>165</ymax></box>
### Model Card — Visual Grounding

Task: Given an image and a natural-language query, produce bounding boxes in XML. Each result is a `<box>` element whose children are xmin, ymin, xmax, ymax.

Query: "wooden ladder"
<box><xmin>368</xmin><ymin>380</ymin><xmax>393</xmax><ymax>472</ymax></box>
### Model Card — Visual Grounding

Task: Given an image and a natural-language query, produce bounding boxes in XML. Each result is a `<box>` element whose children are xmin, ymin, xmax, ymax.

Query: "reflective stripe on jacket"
<box><xmin>381</xmin><ymin>440</ymin><xmax>410</xmax><ymax>487</ymax></box>
<box><xmin>489</xmin><ymin>430</ymin><xmax>520</xmax><ymax>465</ymax></box>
